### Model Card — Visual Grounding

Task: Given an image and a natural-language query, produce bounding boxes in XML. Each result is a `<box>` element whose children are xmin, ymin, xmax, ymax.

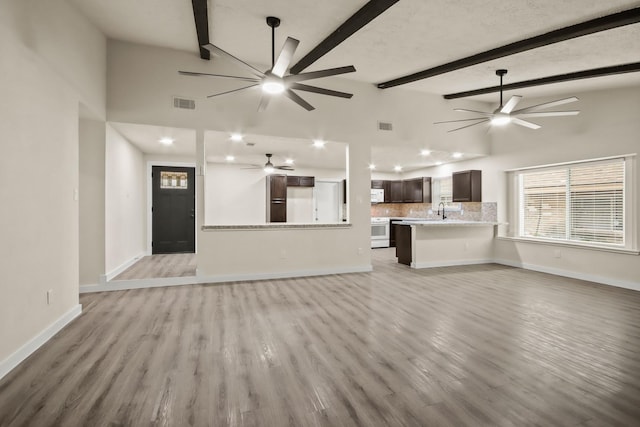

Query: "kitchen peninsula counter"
<box><xmin>395</xmin><ymin>220</ymin><xmax>501</xmax><ymax>268</ymax></box>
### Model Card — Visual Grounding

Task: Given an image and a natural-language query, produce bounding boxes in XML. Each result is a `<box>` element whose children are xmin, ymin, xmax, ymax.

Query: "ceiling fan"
<box><xmin>179</xmin><ymin>16</ymin><xmax>356</xmax><ymax>112</ymax></box>
<box><xmin>242</xmin><ymin>154</ymin><xmax>294</xmax><ymax>173</ymax></box>
<box><xmin>434</xmin><ymin>69</ymin><xmax>580</xmax><ymax>132</ymax></box>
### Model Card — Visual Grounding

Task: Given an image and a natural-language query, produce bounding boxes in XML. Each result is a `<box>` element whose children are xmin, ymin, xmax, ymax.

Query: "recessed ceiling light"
<box><xmin>285</xmin><ymin>158</ymin><xmax>294</xmax><ymax>165</ymax></box>
<box><xmin>420</xmin><ymin>149</ymin><xmax>431</xmax><ymax>156</ymax></box>
<box><xmin>313</xmin><ymin>139</ymin><xmax>325</xmax><ymax>148</ymax></box>
<box><xmin>452</xmin><ymin>152</ymin><xmax>463</xmax><ymax>158</ymax></box>
<box><xmin>230</xmin><ymin>133</ymin><xmax>243</xmax><ymax>142</ymax></box>
<box><xmin>435</xmin><ymin>161</ymin><xmax>443</xmax><ymax>166</ymax></box>
<box><xmin>159</xmin><ymin>137</ymin><xmax>174</xmax><ymax>145</ymax></box>
<box><xmin>225</xmin><ymin>155</ymin><xmax>235</xmax><ymax>162</ymax></box>
<box><xmin>369</xmin><ymin>164</ymin><xmax>376</xmax><ymax>170</ymax></box>
<box><xmin>394</xmin><ymin>165</ymin><xmax>402</xmax><ymax>172</ymax></box>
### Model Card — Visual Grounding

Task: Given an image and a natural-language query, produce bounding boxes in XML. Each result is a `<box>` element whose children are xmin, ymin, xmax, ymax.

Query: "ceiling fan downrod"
<box><xmin>266</xmin><ymin>16</ymin><xmax>281</xmax><ymax>68</ymax></box>
<box><xmin>496</xmin><ymin>69</ymin><xmax>507</xmax><ymax>107</ymax></box>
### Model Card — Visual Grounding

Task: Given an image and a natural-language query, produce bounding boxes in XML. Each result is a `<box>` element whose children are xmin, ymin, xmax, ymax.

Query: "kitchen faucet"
<box><xmin>437</xmin><ymin>202</ymin><xmax>447</xmax><ymax>220</ymax></box>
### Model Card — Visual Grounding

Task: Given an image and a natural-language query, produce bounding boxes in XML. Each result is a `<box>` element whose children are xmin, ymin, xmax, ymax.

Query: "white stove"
<box><xmin>371</xmin><ymin>217</ymin><xmax>390</xmax><ymax>248</ymax></box>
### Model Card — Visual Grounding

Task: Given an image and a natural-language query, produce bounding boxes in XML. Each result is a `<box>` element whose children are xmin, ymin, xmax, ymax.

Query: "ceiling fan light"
<box><xmin>262</xmin><ymin>79</ymin><xmax>285</xmax><ymax>94</ymax></box>
<box><xmin>263</xmin><ymin>164</ymin><xmax>275</xmax><ymax>174</ymax></box>
<box><xmin>491</xmin><ymin>115</ymin><xmax>511</xmax><ymax>126</ymax></box>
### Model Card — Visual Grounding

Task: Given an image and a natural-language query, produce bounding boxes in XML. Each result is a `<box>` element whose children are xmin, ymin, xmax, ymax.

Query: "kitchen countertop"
<box><xmin>394</xmin><ymin>220</ymin><xmax>500</xmax><ymax>226</ymax></box>
<box><xmin>202</xmin><ymin>223</ymin><xmax>351</xmax><ymax>231</ymax></box>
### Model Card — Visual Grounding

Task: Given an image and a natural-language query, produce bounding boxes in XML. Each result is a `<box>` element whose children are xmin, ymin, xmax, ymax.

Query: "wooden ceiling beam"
<box><xmin>289</xmin><ymin>0</ymin><xmax>399</xmax><ymax>74</ymax></box>
<box><xmin>377</xmin><ymin>7</ymin><xmax>640</xmax><ymax>89</ymax></box>
<box><xmin>442</xmin><ymin>62</ymin><xmax>640</xmax><ymax>99</ymax></box>
<box><xmin>192</xmin><ymin>0</ymin><xmax>210</xmax><ymax>60</ymax></box>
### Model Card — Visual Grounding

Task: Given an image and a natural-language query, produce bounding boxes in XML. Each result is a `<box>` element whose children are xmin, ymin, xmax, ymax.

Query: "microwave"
<box><xmin>371</xmin><ymin>188</ymin><xmax>385</xmax><ymax>203</ymax></box>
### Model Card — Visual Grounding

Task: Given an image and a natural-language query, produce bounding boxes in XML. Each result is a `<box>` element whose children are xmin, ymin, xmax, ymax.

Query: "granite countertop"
<box><xmin>202</xmin><ymin>223</ymin><xmax>352</xmax><ymax>231</ymax></box>
<box><xmin>393</xmin><ymin>219</ymin><xmax>500</xmax><ymax>226</ymax></box>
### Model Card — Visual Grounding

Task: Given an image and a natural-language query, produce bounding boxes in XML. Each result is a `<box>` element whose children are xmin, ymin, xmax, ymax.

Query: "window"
<box><xmin>516</xmin><ymin>157</ymin><xmax>627</xmax><ymax>247</ymax></box>
<box><xmin>432</xmin><ymin>177</ymin><xmax>461</xmax><ymax>210</ymax></box>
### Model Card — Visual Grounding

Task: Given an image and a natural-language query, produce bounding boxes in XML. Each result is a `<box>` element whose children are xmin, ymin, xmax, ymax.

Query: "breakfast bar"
<box><xmin>393</xmin><ymin>220</ymin><xmax>500</xmax><ymax>268</ymax></box>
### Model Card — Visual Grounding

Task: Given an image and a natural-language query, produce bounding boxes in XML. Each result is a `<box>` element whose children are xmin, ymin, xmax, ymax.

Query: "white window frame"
<box><xmin>507</xmin><ymin>155</ymin><xmax>637</xmax><ymax>253</ymax></box>
<box><xmin>432</xmin><ymin>176</ymin><xmax>462</xmax><ymax>211</ymax></box>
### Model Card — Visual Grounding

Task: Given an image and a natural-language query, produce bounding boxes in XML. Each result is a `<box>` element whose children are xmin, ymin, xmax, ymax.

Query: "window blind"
<box><xmin>519</xmin><ymin>158</ymin><xmax>625</xmax><ymax>246</ymax></box>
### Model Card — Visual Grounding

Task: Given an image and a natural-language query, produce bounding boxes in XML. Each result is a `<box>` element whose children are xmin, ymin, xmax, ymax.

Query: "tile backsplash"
<box><xmin>371</xmin><ymin>202</ymin><xmax>497</xmax><ymax>222</ymax></box>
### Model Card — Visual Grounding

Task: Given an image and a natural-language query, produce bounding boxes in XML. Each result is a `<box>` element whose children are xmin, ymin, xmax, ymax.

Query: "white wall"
<box><xmin>105</xmin><ymin>125</ymin><xmax>146</xmax><ymax>274</ymax></box>
<box><xmin>0</xmin><ymin>0</ymin><xmax>105</xmax><ymax>366</ymax></box>
<box><xmin>79</xmin><ymin>118</ymin><xmax>106</xmax><ymax>285</ymax></box>
<box><xmin>205</xmin><ymin>163</ymin><xmax>266</xmax><ymax>224</ymax></box>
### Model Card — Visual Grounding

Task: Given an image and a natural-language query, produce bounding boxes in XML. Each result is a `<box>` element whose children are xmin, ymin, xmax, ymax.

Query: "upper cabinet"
<box><xmin>402</xmin><ymin>177</ymin><xmax>432</xmax><ymax>203</ymax></box>
<box><xmin>287</xmin><ymin>176</ymin><xmax>315</xmax><ymax>187</ymax></box>
<box><xmin>387</xmin><ymin>180</ymin><xmax>404</xmax><ymax>203</ymax></box>
<box><xmin>452</xmin><ymin>170</ymin><xmax>482</xmax><ymax>202</ymax></box>
<box><xmin>371</xmin><ymin>178</ymin><xmax>432</xmax><ymax>203</ymax></box>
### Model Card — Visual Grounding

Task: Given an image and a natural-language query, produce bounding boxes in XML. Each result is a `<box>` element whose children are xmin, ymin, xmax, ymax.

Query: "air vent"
<box><xmin>378</xmin><ymin>121</ymin><xmax>393</xmax><ymax>131</ymax></box>
<box><xmin>173</xmin><ymin>97</ymin><xmax>195</xmax><ymax>110</ymax></box>
<box><xmin>246</xmin><ymin>142</ymin><xmax>256</xmax><ymax>147</ymax></box>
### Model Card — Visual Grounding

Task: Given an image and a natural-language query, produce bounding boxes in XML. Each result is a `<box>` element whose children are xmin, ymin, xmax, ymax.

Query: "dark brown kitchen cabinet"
<box><xmin>387</xmin><ymin>180</ymin><xmax>404</xmax><ymax>203</ymax></box>
<box><xmin>266</xmin><ymin>174</ymin><xmax>287</xmax><ymax>222</ymax></box>
<box><xmin>343</xmin><ymin>179</ymin><xmax>347</xmax><ymax>204</ymax></box>
<box><xmin>452</xmin><ymin>170</ymin><xmax>482</xmax><ymax>202</ymax></box>
<box><xmin>402</xmin><ymin>177</ymin><xmax>432</xmax><ymax>203</ymax></box>
<box><xmin>371</xmin><ymin>180</ymin><xmax>385</xmax><ymax>189</ymax></box>
<box><xmin>287</xmin><ymin>175</ymin><xmax>315</xmax><ymax>187</ymax></box>
<box><xmin>395</xmin><ymin>224</ymin><xmax>412</xmax><ymax>266</ymax></box>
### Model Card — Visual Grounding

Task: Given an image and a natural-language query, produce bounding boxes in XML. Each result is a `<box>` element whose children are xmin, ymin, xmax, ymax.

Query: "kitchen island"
<box><xmin>394</xmin><ymin>220</ymin><xmax>500</xmax><ymax>268</ymax></box>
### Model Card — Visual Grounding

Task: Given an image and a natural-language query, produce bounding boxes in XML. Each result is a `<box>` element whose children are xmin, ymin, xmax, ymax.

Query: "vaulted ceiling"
<box><xmin>69</xmin><ymin>0</ymin><xmax>640</xmax><ymax>171</ymax></box>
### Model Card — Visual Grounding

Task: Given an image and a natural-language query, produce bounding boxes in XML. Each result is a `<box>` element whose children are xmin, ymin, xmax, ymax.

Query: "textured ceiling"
<box><xmin>71</xmin><ymin>0</ymin><xmax>640</xmax><ymax>171</ymax></box>
<box><xmin>69</xmin><ymin>0</ymin><xmax>640</xmax><ymax>99</ymax></box>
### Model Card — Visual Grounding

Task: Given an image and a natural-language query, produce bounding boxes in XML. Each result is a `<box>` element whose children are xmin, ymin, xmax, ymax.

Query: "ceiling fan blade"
<box><xmin>284</xmin><ymin>65</ymin><xmax>356</xmax><ymax>83</ymax></box>
<box><xmin>272</xmin><ymin>37</ymin><xmax>300</xmax><ymax>78</ymax></box>
<box><xmin>202</xmin><ymin>43</ymin><xmax>266</xmax><ymax>78</ymax></box>
<box><xmin>206</xmin><ymin>84</ymin><xmax>259</xmax><ymax>98</ymax></box>
<box><xmin>511</xmin><ymin>117</ymin><xmax>541</xmax><ymax>129</ymax></box>
<box><xmin>178</xmin><ymin>71</ymin><xmax>260</xmax><ymax>82</ymax></box>
<box><xmin>257</xmin><ymin>94</ymin><xmax>271</xmax><ymax>112</ymax></box>
<box><xmin>434</xmin><ymin>117</ymin><xmax>489</xmax><ymax>124</ymax></box>
<box><xmin>517</xmin><ymin>111</ymin><xmax>580</xmax><ymax>118</ymax></box>
<box><xmin>283</xmin><ymin>89</ymin><xmax>315</xmax><ymax>111</ymax></box>
<box><xmin>290</xmin><ymin>83</ymin><xmax>353</xmax><ymax>98</ymax></box>
<box><xmin>448</xmin><ymin>119</ymin><xmax>489</xmax><ymax>132</ymax></box>
<box><xmin>512</xmin><ymin>96</ymin><xmax>579</xmax><ymax>114</ymax></box>
<box><xmin>275</xmin><ymin>165</ymin><xmax>295</xmax><ymax>171</ymax></box>
<box><xmin>500</xmin><ymin>95</ymin><xmax>522</xmax><ymax>114</ymax></box>
<box><xmin>453</xmin><ymin>108</ymin><xmax>493</xmax><ymax>116</ymax></box>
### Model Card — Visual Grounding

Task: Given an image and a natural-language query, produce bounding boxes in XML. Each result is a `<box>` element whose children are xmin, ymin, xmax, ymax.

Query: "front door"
<box><xmin>152</xmin><ymin>166</ymin><xmax>195</xmax><ymax>254</ymax></box>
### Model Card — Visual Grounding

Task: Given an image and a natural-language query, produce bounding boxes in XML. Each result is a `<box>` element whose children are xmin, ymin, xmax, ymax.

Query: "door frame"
<box><xmin>313</xmin><ymin>179</ymin><xmax>344</xmax><ymax>223</ymax></box>
<box><xmin>146</xmin><ymin>161</ymin><xmax>197</xmax><ymax>255</ymax></box>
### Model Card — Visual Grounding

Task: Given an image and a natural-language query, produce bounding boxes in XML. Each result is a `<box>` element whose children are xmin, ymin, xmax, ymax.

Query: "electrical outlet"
<box><xmin>46</xmin><ymin>289</ymin><xmax>53</xmax><ymax>305</ymax></box>
<box><xmin>464</xmin><ymin>242</ymin><xmax>469</xmax><ymax>251</ymax></box>
<box><xmin>280</xmin><ymin>249</ymin><xmax>287</xmax><ymax>259</ymax></box>
<box><xmin>357</xmin><ymin>247</ymin><xmax>363</xmax><ymax>255</ymax></box>
<box><xmin>554</xmin><ymin>249</ymin><xmax>562</xmax><ymax>259</ymax></box>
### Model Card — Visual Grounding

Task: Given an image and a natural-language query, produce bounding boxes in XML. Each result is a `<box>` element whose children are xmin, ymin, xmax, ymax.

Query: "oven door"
<box><xmin>371</xmin><ymin>222</ymin><xmax>390</xmax><ymax>247</ymax></box>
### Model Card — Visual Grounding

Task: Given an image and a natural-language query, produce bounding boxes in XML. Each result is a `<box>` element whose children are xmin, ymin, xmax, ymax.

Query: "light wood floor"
<box><xmin>2</xmin><ymin>249</ymin><xmax>640</xmax><ymax>426</ymax></box>
<box><xmin>113</xmin><ymin>253</ymin><xmax>196</xmax><ymax>280</ymax></box>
